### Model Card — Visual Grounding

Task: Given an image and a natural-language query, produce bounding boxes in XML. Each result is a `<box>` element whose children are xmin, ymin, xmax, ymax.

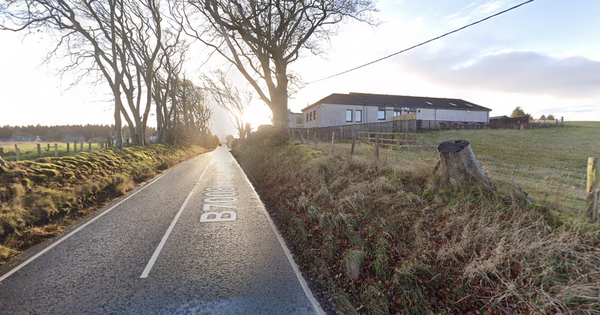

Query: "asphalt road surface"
<box><xmin>0</xmin><ymin>146</ymin><xmax>324</xmax><ymax>314</ymax></box>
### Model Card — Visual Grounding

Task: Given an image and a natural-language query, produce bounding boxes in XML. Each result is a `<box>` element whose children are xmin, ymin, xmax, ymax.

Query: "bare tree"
<box><xmin>172</xmin><ymin>0</ymin><xmax>376</xmax><ymax>130</ymax></box>
<box><xmin>168</xmin><ymin>78</ymin><xmax>213</xmax><ymax>145</ymax></box>
<box><xmin>152</xmin><ymin>29</ymin><xmax>187</xmax><ymax>144</ymax></box>
<box><xmin>0</xmin><ymin>0</ymin><xmax>183</xmax><ymax>147</ymax></box>
<box><xmin>202</xmin><ymin>70</ymin><xmax>252</xmax><ymax>140</ymax></box>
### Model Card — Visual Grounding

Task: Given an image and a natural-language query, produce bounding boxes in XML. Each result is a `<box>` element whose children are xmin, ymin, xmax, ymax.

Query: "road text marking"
<box><xmin>200</xmin><ymin>187</ymin><xmax>238</xmax><ymax>223</ymax></box>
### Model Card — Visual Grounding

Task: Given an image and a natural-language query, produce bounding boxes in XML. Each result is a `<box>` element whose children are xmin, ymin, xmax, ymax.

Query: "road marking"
<box><xmin>140</xmin><ymin>163</ymin><xmax>210</xmax><ymax>279</ymax></box>
<box><xmin>231</xmin><ymin>154</ymin><xmax>326</xmax><ymax>315</ymax></box>
<box><xmin>200</xmin><ymin>187</ymin><xmax>239</xmax><ymax>223</ymax></box>
<box><xmin>0</xmin><ymin>170</ymin><xmax>171</xmax><ymax>283</ymax></box>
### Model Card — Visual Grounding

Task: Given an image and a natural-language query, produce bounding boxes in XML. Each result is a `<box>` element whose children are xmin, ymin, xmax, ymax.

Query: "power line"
<box><xmin>307</xmin><ymin>0</ymin><xmax>535</xmax><ymax>85</ymax></box>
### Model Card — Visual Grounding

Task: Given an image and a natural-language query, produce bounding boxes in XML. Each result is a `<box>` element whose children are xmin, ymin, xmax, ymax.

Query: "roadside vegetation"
<box><xmin>0</xmin><ymin>145</ymin><xmax>212</xmax><ymax>263</ymax></box>
<box><xmin>233</xmin><ymin>125</ymin><xmax>600</xmax><ymax>314</ymax></box>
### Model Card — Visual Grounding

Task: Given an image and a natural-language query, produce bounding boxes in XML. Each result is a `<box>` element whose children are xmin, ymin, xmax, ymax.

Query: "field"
<box><xmin>0</xmin><ymin>142</ymin><xmax>107</xmax><ymax>162</ymax></box>
<box><xmin>307</xmin><ymin>121</ymin><xmax>600</xmax><ymax>218</ymax></box>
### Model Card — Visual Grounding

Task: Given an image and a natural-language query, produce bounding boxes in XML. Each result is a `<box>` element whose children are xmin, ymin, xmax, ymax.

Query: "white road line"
<box><xmin>231</xmin><ymin>153</ymin><xmax>326</xmax><ymax>315</ymax></box>
<box><xmin>0</xmin><ymin>170</ymin><xmax>170</xmax><ymax>283</ymax></box>
<box><xmin>140</xmin><ymin>163</ymin><xmax>210</xmax><ymax>279</ymax></box>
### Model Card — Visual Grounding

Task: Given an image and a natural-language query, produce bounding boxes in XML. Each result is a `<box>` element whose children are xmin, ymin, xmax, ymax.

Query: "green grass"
<box><xmin>309</xmin><ymin>121</ymin><xmax>600</xmax><ymax>218</ymax></box>
<box><xmin>0</xmin><ymin>142</ymin><xmax>107</xmax><ymax>161</ymax></box>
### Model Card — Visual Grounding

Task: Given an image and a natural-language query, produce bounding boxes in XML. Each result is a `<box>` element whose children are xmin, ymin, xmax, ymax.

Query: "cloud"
<box><xmin>443</xmin><ymin>0</ymin><xmax>519</xmax><ymax>27</ymax></box>
<box><xmin>539</xmin><ymin>104</ymin><xmax>597</xmax><ymax>114</ymax></box>
<box><xmin>402</xmin><ymin>49</ymin><xmax>600</xmax><ymax>98</ymax></box>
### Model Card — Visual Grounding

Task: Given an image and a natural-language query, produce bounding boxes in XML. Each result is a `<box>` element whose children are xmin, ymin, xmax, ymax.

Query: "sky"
<box><xmin>1</xmin><ymin>0</ymin><xmax>599</xmax><ymax>139</ymax></box>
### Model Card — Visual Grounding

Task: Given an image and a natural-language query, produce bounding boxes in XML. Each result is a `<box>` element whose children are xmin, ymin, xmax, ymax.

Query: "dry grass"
<box><xmin>233</xmin><ymin>127</ymin><xmax>600</xmax><ymax>314</ymax></box>
<box><xmin>308</xmin><ymin>121</ymin><xmax>600</xmax><ymax>218</ymax></box>
<box><xmin>0</xmin><ymin>144</ymin><xmax>209</xmax><ymax>263</ymax></box>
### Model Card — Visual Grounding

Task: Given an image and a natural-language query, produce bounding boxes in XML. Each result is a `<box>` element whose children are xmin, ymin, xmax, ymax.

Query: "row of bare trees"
<box><xmin>1</xmin><ymin>0</ymin><xmax>376</xmax><ymax>143</ymax></box>
<box><xmin>1</xmin><ymin>0</ymin><xmax>212</xmax><ymax>147</ymax></box>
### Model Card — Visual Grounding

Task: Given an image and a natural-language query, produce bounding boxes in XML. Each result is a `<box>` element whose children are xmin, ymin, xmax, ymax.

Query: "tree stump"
<box><xmin>437</xmin><ymin>139</ymin><xmax>494</xmax><ymax>189</ymax></box>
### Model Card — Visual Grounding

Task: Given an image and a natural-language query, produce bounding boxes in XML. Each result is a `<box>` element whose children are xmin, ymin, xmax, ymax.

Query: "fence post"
<box><xmin>0</xmin><ymin>147</ymin><xmax>3</xmax><ymax>157</ymax></box>
<box><xmin>351</xmin><ymin>133</ymin><xmax>356</xmax><ymax>156</ymax></box>
<box><xmin>74</xmin><ymin>141</ymin><xmax>77</xmax><ymax>153</ymax></box>
<box><xmin>89</xmin><ymin>142</ymin><xmax>92</xmax><ymax>152</ymax></box>
<box><xmin>587</xmin><ymin>157</ymin><xmax>599</xmax><ymax>222</ymax></box>
<box><xmin>331</xmin><ymin>131</ymin><xmax>335</xmax><ymax>154</ymax></box>
<box><xmin>16</xmin><ymin>147</ymin><xmax>20</xmax><ymax>161</ymax></box>
<box><xmin>54</xmin><ymin>144</ymin><xmax>58</xmax><ymax>157</ymax></box>
<box><xmin>47</xmin><ymin>143</ymin><xmax>50</xmax><ymax>151</ymax></box>
<box><xmin>375</xmin><ymin>133</ymin><xmax>380</xmax><ymax>160</ymax></box>
<box><xmin>37</xmin><ymin>143</ymin><xmax>42</xmax><ymax>158</ymax></box>
<box><xmin>314</xmin><ymin>130</ymin><xmax>318</xmax><ymax>148</ymax></box>
<box><xmin>80</xmin><ymin>141</ymin><xmax>83</xmax><ymax>152</ymax></box>
<box><xmin>67</xmin><ymin>142</ymin><xmax>70</xmax><ymax>153</ymax></box>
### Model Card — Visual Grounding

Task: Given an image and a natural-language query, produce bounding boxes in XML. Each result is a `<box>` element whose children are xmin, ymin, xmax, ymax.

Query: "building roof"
<box><xmin>302</xmin><ymin>93</ymin><xmax>491</xmax><ymax>112</ymax></box>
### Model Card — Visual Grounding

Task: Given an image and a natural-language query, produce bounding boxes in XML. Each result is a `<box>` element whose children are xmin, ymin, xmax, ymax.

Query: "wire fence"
<box><xmin>290</xmin><ymin>131</ymin><xmax>589</xmax><ymax>218</ymax></box>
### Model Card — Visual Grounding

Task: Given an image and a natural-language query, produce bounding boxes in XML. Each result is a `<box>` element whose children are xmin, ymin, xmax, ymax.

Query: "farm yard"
<box><xmin>299</xmin><ymin>121</ymin><xmax>600</xmax><ymax>219</ymax></box>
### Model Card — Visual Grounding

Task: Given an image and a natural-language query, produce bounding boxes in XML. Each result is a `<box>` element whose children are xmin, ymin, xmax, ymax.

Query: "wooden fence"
<box><xmin>290</xmin><ymin>119</ymin><xmax>496</xmax><ymax>142</ymax></box>
<box><xmin>356</xmin><ymin>132</ymin><xmax>428</xmax><ymax>148</ymax></box>
<box><xmin>0</xmin><ymin>142</ymin><xmax>109</xmax><ymax>162</ymax></box>
<box><xmin>290</xmin><ymin>120</ymin><xmax>418</xmax><ymax>141</ymax></box>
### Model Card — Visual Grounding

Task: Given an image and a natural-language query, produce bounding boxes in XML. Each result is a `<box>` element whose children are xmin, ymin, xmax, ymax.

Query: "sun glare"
<box><xmin>243</xmin><ymin>102</ymin><xmax>273</xmax><ymax>130</ymax></box>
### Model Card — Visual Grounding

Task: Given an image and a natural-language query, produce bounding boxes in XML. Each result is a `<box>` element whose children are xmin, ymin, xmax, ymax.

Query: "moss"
<box><xmin>0</xmin><ymin>144</ymin><xmax>210</xmax><ymax>265</ymax></box>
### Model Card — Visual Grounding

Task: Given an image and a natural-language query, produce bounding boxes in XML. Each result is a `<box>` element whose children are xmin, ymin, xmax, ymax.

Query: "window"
<box><xmin>296</xmin><ymin>116</ymin><xmax>302</xmax><ymax>125</ymax></box>
<box><xmin>313</xmin><ymin>111</ymin><xmax>316</xmax><ymax>120</ymax></box>
<box><xmin>306</xmin><ymin>113</ymin><xmax>309</xmax><ymax>122</ymax></box>
<box><xmin>356</xmin><ymin>110</ymin><xmax>362</xmax><ymax>122</ymax></box>
<box><xmin>346</xmin><ymin>109</ymin><xmax>353</xmax><ymax>122</ymax></box>
<box><xmin>378</xmin><ymin>109</ymin><xmax>386</xmax><ymax>120</ymax></box>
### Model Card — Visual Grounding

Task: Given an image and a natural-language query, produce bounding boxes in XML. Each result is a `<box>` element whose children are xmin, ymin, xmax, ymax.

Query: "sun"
<box><xmin>242</xmin><ymin>102</ymin><xmax>273</xmax><ymax>130</ymax></box>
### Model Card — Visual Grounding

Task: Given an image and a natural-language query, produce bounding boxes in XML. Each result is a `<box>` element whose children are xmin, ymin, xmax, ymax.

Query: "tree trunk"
<box><xmin>114</xmin><ymin>100</ymin><xmax>123</xmax><ymax>149</ymax></box>
<box><xmin>270</xmin><ymin>87</ymin><xmax>289</xmax><ymax>130</ymax></box>
<box><xmin>437</xmin><ymin>139</ymin><xmax>494</xmax><ymax>189</ymax></box>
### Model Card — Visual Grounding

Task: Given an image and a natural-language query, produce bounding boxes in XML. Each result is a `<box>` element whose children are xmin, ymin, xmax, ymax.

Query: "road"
<box><xmin>0</xmin><ymin>146</ymin><xmax>324</xmax><ymax>314</ymax></box>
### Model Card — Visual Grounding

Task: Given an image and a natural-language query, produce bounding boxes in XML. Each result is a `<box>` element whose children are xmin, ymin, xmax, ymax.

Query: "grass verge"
<box><xmin>233</xmin><ymin>128</ymin><xmax>600</xmax><ymax>314</ymax></box>
<box><xmin>0</xmin><ymin>144</ymin><xmax>209</xmax><ymax>264</ymax></box>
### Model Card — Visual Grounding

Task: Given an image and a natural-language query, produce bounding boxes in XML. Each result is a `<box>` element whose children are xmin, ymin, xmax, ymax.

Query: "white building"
<box><xmin>299</xmin><ymin>93</ymin><xmax>491</xmax><ymax>128</ymax></box>
<box><xmin>288</xmin><ymin>110</ymin><xmax>304</xmax><ymax>128</ymax></box>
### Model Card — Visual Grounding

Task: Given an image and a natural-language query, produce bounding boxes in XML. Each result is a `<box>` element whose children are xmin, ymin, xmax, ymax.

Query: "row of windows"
<box><xmin>346</xmin><ymin>109</ymin><xmax>388</xmax><ymax>122</ymax></box>
<box><xmin>306</xmin><ymin>110</ymin><xmax>317</xmax><ymax>122</ymax></box>
<box><xmin>346</xmin><ymin>109</ymin><xmax>363</xmax><ymax>122</ymax></box>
